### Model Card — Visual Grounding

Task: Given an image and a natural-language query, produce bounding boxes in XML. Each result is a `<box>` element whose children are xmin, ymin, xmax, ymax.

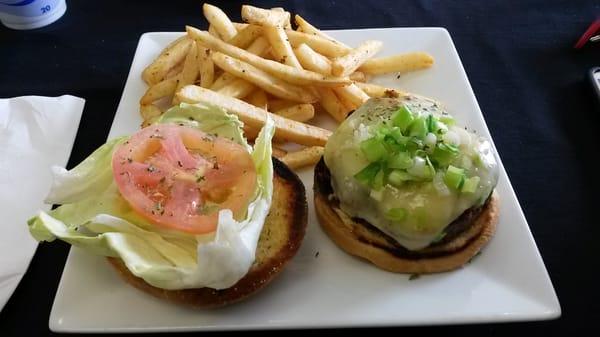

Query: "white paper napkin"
<box><xmin>0</xmin><ymin>95</ymin><xmax>84</xmax><ymax>312</ymax></box>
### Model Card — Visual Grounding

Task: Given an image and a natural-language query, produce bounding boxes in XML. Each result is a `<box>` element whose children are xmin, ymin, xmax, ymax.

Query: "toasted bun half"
<box><xmin>108</xmin><ymin>158</ymin><xmax>307</xmax><ymax>308</ymax></box>
<box><xmin>314</xmin><ymin>158</ymin><xmax>498</xmax><ymax>274</ymax></box>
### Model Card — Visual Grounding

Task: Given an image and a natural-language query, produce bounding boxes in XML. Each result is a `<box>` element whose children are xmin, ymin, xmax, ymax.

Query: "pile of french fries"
<box><xmin>140</xmin><ymin>4</ymin><xmax>434</xmax><ymax>170</ymax></box>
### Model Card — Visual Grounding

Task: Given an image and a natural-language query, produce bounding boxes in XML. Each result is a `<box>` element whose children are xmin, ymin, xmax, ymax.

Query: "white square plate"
<box><xmin>49</xmin><ymin>28</ymin><xmax>560</xmax><ymax>332</ymax></box>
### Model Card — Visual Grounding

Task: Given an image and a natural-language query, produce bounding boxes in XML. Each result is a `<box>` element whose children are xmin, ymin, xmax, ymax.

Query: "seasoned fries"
<box><xmin>187</xmin><ymin>26</ymin><xmax>350</xmax><ymax>87</ymax></box>
<box><xmin>359</xmin><ymin>52</ymin><xmax>434</xmax><ymax>75</ymax></box>
<box><xmin>139</xmin><ymin>4</ymin><xmax>434</xmax><ymax>172</ymax></box>
<box><xmin>355</xmin><ymin>81</ymin><xmax>406</xmax><ymax>98</ymax></box>
<box><xmin>210</xmin><ymin>71</ymin><xmax>236</xmax><ymax>90</ymax></box>
<box><xmin>140</xmin><ymin>76</ymin><xmax>178</xmax><ymax>104</ymax></box>
<box><xmin>349</xmin><ymin>71</ymin><xmax>367</xmax><ymax>82</ymax></box>
<box><xmin>332</xmin><ymin>40</ymin><xmax>382</xmax><ymax>76</ymax></box>
<box><xmin>281</xmin><ymin>146</ymin><xmax>325</xmax><ymax>169</ymax></box>
<box><xmin>211</xmin><ymin>52</ymin><xmax>317</xmax><ymax>103</ymax></box>
<box><xmin>285</xmin><ymin>30</ymin><xmax>351</xmax><ymax>58</ymax></box>
<box><xmin>319</xmin><ymin>88</ymin><xmax>351</xmax><ymax>122</ymax></box>
<box><xmin>275</xmin><ymin>103</ymin><xmax>315</xmax><ymax>122</ymax></box>
<box><xmin>245</xmin><ymin>89</ymin><xmax>268</xmax><ymax>110</ymax></box>
<box><xmin>140</xmin><ymin>104</ymin><xmax>162</xmax><ymax>123</ymax></box>
<box><xmin>334</xmin><ymin>83</ymin><xmax>370</xmax><ymax>109</ymax></box>
<box><xmin>197</xmin><ymin>46</ymin><xmax>214</xmax><ymax>88</ymax></box>
<box><xmin>177</xmin><ymin>85</ymin><xmax>331</xmax><ymax>146</ymax></box>
<box><xmin>294</xmin><ymin>43</ymin><xmax>332</xmax><ymax>75</ymax></box>
<box><xmin>203</xmin><ymin>3</ymin><xmax>237</xmax><ymax>41</ymax></box>
<box><xmin>142</xmin><ymin>37</ymin><xmax>192</xmax><ymax>85</ymax></box>
<box><xmin>173</xmin><ymin>41</ymin><xmax>199</xmax><ymax>103</ymax></box>
<box><xmin>217</xmin><ymin>78</ymin><xmax>255</xmax><ymax>98</ymax></box>
<box><xmin>228</xmin><ymin>24</ymin><xmax>263</xmax><ymax>48</ymax></box>
<box><xmin>271</xmin><ymin>145</ymin><xmax>287</xmax><ymax>159</ymax></box>
<box><xmin>264</xmin><ymin>25</ymin><xmax>302</xmax><ymax>68</ymax></box>
<box><xmin>294</xmin><ymin>15</ymin><xmax>349</xmax><ymax>48</ymax></box>
<box><xmin>241</xmin><ymin>5</ymin><xmax>290</xmax><ymax>28</ymax></box>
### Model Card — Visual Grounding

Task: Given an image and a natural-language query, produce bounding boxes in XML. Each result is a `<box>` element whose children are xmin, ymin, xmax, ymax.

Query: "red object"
<box><xmin>574</xmin><ymin>18</ymin><xmax>600</xmax><ymax>49</ymax></box>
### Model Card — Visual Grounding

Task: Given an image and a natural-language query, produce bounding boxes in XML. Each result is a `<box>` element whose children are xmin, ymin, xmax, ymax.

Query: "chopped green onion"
<box><xmin>388</xmin><ymin>152</ymin><xmax>413</xmax><ymax>169</ymax></box>
<box><xmin>354</xmin><ymin>162</ymin><xmax>381</xmax><ymax>185</ymax></box>
<box><xmin>388</xmin><ymin>169</ymin><xmax>416</xmax><ymax>186</ymax></box>
<box><xmin>426</xmin><ymin>114</ymin><xmax>437</xmax><ymax>133</ymax></box>
<box><xmin>406</xmin><ymin>137</ymin><xmax>423</xmax><ymax>153</ymax></box>
<box><xmin>391</xmin><ymin>105</ymin><xmax>414</xmax><ymax>132</ymax></box>
<box><xmin>431</xmin><ymin>142</ymin><xmax>459</xmax><ymax>166</ymax></box>
<box><xmin>374</xmin><ymin>126</ymin><xmax>390</xmax><ymax>141</ymax></box>
<box><xmin>388</xmin><ymin>127</ymin><xmax>408</xmax><ymax>144</ymax></box>
<box><xmin>461</xmin><ymin>176</ymin><xmax>480</xmax><ymax>193</ymax></box>
<box><xmin>360</xmin><ymin>138</ymin><xmax>387</xmax><ymax>162</ymax></box>
<box><xmin>386</xmin><ymin>208</ymin><xmax>408</xmax><ymax>221</ymax></box>
<box><xmin>424</xmin><ymin>156</ymin><xmax>436</xmax><ymax>178</ymax></box>
<box><xmin>444</xmin><ymin>165</ymin><xmax>465</xmax><ymax>190</ymax></box>
<box><xmin>409</xmin><ymin>117</ymin><xmax>428</xmax><ymax>139</ymax></box>
<box><xmin>372</xmin><ymin>169</ymin><xmax>385</xmax><ymax>190</ymax></box>
<box><xmin>439</xmin><ymin>116</ymin><xmax>455</xmax><ymax>126</ymax></box>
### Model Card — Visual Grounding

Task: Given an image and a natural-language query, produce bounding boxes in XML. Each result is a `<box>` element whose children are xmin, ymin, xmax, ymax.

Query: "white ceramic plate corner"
<box><xmin>49</xmin><ymin>28</ymin><xmax>560</xmax><ymax>332</ymax></box>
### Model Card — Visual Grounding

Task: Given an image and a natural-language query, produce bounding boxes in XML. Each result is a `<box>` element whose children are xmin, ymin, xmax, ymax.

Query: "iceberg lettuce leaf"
<box><xmin>28</xmin><ymin>103</ymin><xmax>275</xmax><ymax>290</ymax></box>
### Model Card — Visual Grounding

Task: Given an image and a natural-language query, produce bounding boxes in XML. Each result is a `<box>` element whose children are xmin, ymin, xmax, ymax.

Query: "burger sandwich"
<box><xmin>314</xmin><ymin>95</ymin><xmax>499</xmax><ymax>273</ymax></box>
<box><xmin>28</xmin><ymin>103</ymin><xmax>307</xmax><ymax>307</ymax></box>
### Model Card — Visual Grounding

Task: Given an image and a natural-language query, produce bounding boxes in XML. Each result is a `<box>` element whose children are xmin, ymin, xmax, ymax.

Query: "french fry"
<box><xmin>197</xmin><ymin>46</ymin><xmax>214</xmax><ymax>88</ymax></box>
<box><xmin>349</xmin><ymin>71</ymin><xmax>367</xmax><ymax>82</ymax></box>
<box><xmin>281</xmin><ymin>146</ymin><xmax>325</xmax><ymax>169</ymax></box>
<box><xmin>186</xmin><ymin>26</ymin><xmax>350</xmax><ymax>87</ymax></box>
<box><xmin>242</xmin><ymin>124</ymin><xmax>260</xmax><ymax>140</ymax></box>
<box><xmin>232</xmin><ymin>22</ymin><xmax>249</xmax><ymax>30</ymax></box>
<box><xmin>203</xmin><ymin>3</ymin><xmax>238</xmax><ymax>41</ymax></box>
<box><xmin>177</xmin><ymin>85</ymin><xmax>331</xmax><ymax>146</ymax></box>
<box><xmin>271</xmin><ymin>7</ymin><xmax>291</xmax><ymax>29</ymax></box>
<box><xmin>358</xmin><ymin>52</ymin><xmax>434</xmax><ymax>75</ymax></box>
<box><xmin>294</xmin><ymin>43</ymin><xmax>332</xmax><ymax>75</ymax></box>
<box><xmin>165</xmin><ymin>61</ymin><xmax>184</xmax><ymax>79</ymax></box>
<box><xmin>271</xmin><ymin>145</ymin><xmax>287</xmax><ymax>159</ymax></box>
<box><xmin>285</xmin><ymin>30</ymin><xmax>351</xmax><ymax>57</ymax></box>
<box><xmin>331</xmin><ymin>40</ymin><xmax>383</xmax><ymax>77</ymax></box>
<box><xmin>264</xmin><ymin>25</ymin><xmax>302</xmax><ymax>68</ymax></box>
<box><xmin>241</xmin><ymin>5</ymin><xmax>290</xmax><ymax>28</ymax></box>
<box><xmin>240</xmin><ymin>5</ymin><xmax>299</xmax><ymax>68</ymax></box>
<box><xmin>333</xmin><ymin>83</ymin><xmax>370</xmax><ymax>109</ymax></box>
<box><xmin>294</xmin><ymin>15</ymin><xmax>349</xmax><ymax>48</ymax></box>
<box><xmin>275</xmin><ymin>103</ymin><xmax>315</xmax><ymax>122</ymax></box>
<box><xmin>245</xmin><ymin>36</ymin><xmax>270</xmax><ymax>57</ymax></box>
<box><xmin>354</xmin><ymin>81</ymin><xmax>406</xmax><ymax>98</ymax></box>
<box><xmin>211</xmin><ymin>52</ymin><xmax>318</xmax><ymax>103</ymax></box>
<box><xmin>217</xmin><ymin>78</ymin><xmax>256</xmax><ymax>98</ymax></box>
<box><xmin>142</xmin><ymin>37</ymin><xmax>192</xmax><ymax>85</ymax></box>
<box><xmin>173</xmin><ymin>41</ymin><xmax>199</xmax><ymax>104</ymax></box>
<box><xmin>227</xmin><ymin>24</ymin><xmax>263</xmax><ymax>48</ymax></box>
<box><xmin>140</xmin><ymin>104</ymin><xmax>162</xmax><ymax>122</ymax></box>
<box><xmin>268</xmin><ymin>98</ymin><xmax>296</xmax><ymax>112</ymax></box>
<box><xmin>319</xmin><ymin>88</ymin><xmax>351</xmax><ymax>122</ymax></box>
<box><xmin>210</xmin><ymin>72</ymin><xmax>237</xmax><ymax>91</ymax></box>
<box><xmin>244</xmin><ymin>89</ymin><xmax>268</xmax><ymax>110</ymax></box>
<box><xmin>140</xmin><ymin>76</ymin><xmax>178</xmax><ymax>104</ymax></box>
<box><xmin>208</xmin><ymin>25</ymin><xmax>221</xmax><ymax>39</ymax></box>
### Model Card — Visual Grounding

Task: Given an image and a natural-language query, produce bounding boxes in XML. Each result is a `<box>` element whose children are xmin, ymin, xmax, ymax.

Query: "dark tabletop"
<box><xmin>1</xmin><ymin>0</ymin><xmax>599</xmax><ymax>336</ymax></box>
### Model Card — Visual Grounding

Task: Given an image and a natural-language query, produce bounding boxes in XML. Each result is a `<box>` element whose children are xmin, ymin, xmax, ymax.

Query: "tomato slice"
<box><xmin>112</xmin><ymin>124</ymin><xmax>257</xmax><ymax>234</ymax></box>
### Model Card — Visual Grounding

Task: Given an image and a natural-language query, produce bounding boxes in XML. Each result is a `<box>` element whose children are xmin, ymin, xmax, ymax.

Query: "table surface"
<box><xmin>1</xmin><ymin>0</ymin><xmax>598</xmax><ymax>335</ymax></box>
